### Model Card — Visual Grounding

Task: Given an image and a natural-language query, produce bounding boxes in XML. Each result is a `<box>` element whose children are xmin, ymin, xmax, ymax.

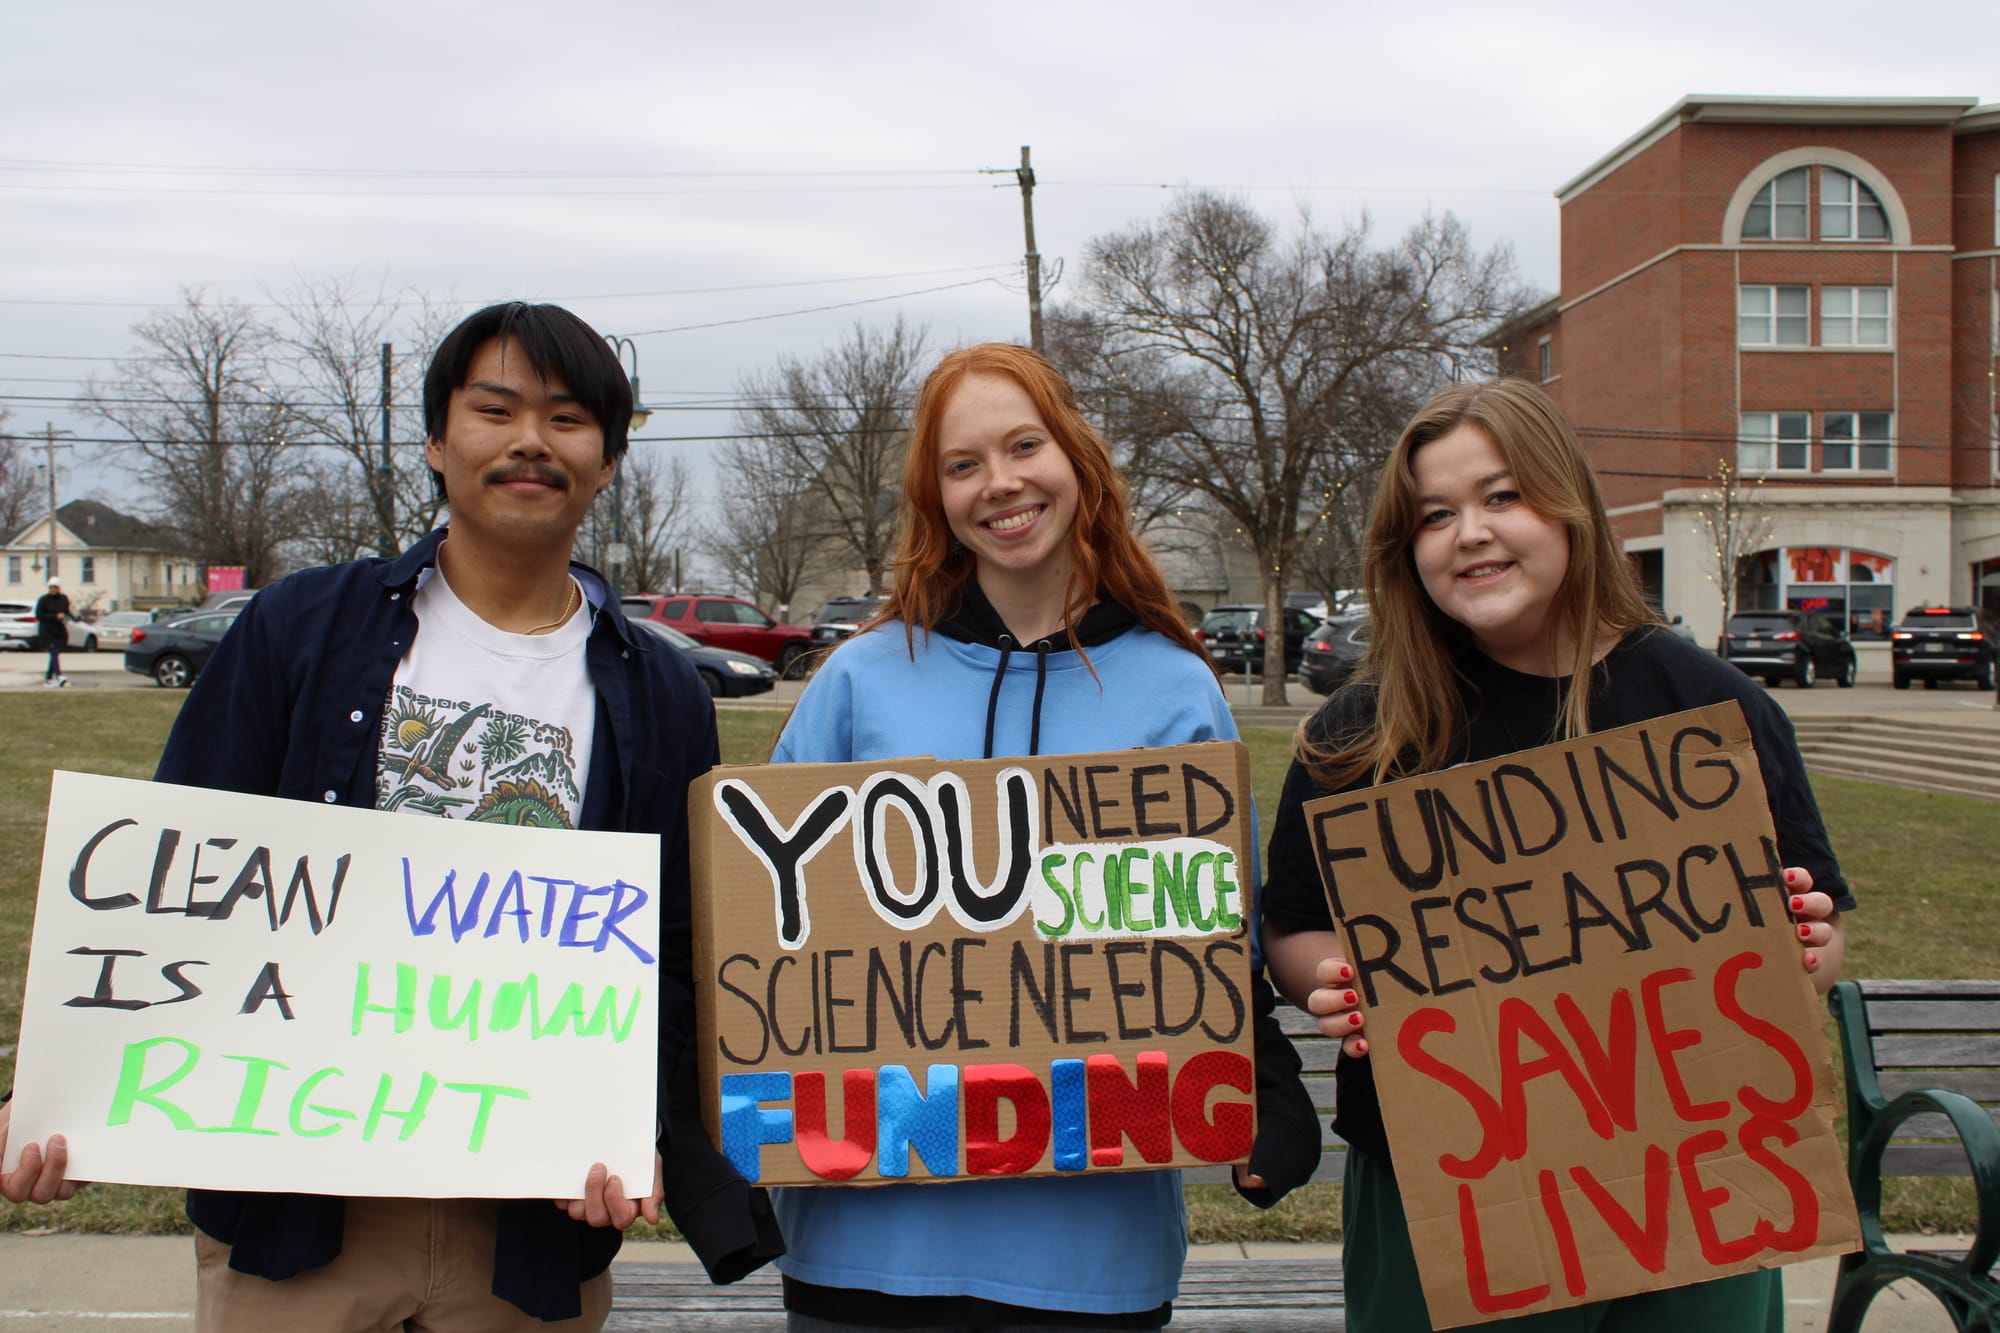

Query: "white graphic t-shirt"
<box><xmin>375</xmin><ymin>562</ymin><xmax>596</xmax><ymax>827</ymax></box>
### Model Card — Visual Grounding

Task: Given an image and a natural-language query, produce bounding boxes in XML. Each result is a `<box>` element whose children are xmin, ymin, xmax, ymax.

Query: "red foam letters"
<box><xmin>963</xmin><ymin>1063</ymin><xmax>1052</xmax><ymax>1176</ymax></box>
<box><xmin>793</xmin><ymin>1070</ymin><xmax>877</xmax><ymax>1181</ymax></box>
<box><xmin>1170</xmin><ymin>1049</ymin><xmax>1255</xmax><ymax>1162</ymax></box>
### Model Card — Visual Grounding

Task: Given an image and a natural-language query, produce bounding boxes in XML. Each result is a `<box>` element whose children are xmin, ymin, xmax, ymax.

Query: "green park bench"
<box><xmin>1829</xmin><ymin>978</ymin><xmax>2000</xmax><ymax>1332</ymax></box>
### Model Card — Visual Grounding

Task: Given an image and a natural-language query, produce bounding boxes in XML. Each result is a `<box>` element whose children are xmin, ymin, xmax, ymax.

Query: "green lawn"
<box><xmin>1</xmin><ymin>696</ymin><xmax>1993</xmax><ymax>1239</ymax></box>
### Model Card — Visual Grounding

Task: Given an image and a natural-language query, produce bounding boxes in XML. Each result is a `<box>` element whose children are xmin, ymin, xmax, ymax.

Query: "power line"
<box><xmin>0</xmin><ymin>262</ymin><xmax>1020</xmax><ymax>311</ymax></box>
<box><xmin>621</xmin><ymin>277</ymin><xmax>1011</xmax><ymax>336</ymax></box>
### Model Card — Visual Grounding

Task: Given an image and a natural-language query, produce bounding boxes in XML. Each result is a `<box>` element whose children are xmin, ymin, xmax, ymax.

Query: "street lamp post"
<box><xmin>602</xmin><ymin>336</ymin><xmax>652</xmax><ymax>597</ymax></box>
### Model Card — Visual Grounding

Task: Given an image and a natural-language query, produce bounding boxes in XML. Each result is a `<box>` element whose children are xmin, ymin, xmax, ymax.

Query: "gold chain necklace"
<box><xmin>523</xmin><ymin>577</ymin><xmax>580</xmax><ymax>635</ymax></box>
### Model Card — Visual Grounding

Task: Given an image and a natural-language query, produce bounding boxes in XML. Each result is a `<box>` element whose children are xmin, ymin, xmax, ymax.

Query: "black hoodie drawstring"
<box><xmin>982</xmin><ymin>634</ymin><xmax>1015</xmax><ymax>759</ymax></box>
<box><xmin>1028</xmin><ymin>640</ymin><xmax>1051</xmax><ymax>756</ymax></box>
<box><xmin>983</xmin><ymin>635</ymin><xmax>1055</xmax><ymax>759</ymax></box>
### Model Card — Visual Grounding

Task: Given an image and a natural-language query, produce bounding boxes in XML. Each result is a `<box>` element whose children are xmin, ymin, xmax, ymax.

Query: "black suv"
<box><xmin>1891</xmin><ymin>606</ymin><xmax>1998</xmax><ymax>690</ymax></box>
<box><xmin>1299</xmin><ymin>616</ymin><xmax>1369</xmax><ymax>695</ymax></box>
<box><xmin>1197</xmin><ymin>604</ymin><xmax>1321</xmax><ymax>675</ymax></box>
<box><xmin>809</xmin><ymin>596</ymin><xmax>885</xmax><ymax>649</ymax></box>
<box><xmin>1720</xmin><ymin>610</ymin><xmax>1857</xmax><ymax>689</ymax></box>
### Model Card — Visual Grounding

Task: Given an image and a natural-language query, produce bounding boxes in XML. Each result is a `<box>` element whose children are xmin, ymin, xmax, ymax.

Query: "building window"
<box><xmin>1820</xmin><ymin>169</ymin><xmax>1889</xmax><ymax>241</ymax></box>
<box><xmin>1822</xmin><ymin>412</ymin><xmax>1893</xmax><ymax>471</ymax></box>
<box><xmin>1821</xmin><ymin>287</ymin><xmax>1892</xmax><ymax>346</ymax></box>
<box><xmin>1743</xmin><ymin>167</ymin><xmax>1810</xmax><ymax>240</ymax></box>
<box><xmin>1737</xmin><ymin>547</ymin><xmax>1897</xmax><ymax>639</ymax></box>
<box><xmin>6</xmin><ymin>556</ymin><xmax>18</xmax><ymax>584</ymax></box>
<box><xmin>1538</xmin><ymin>338</ymin><xmax>1552</xmax><ymax>381</ymax></box>
<box><xmin>46</xmin><ymin>554</ymin><xmax>58</xmax><ymax>578</ymax></box>
<box><xmin>80</xmin><ymin>555</ymin><xmax>95</xmax><ymax>583</ymax></box>
<box><xmin>1739</xmin><ymin>286</ymin><xmax>1810</xmax><ymax>345</ymax></box>
<box><xmin>1738</xmin><ymin>411</ymin><xmax>1811</xmax><ymax>471</ymax></box>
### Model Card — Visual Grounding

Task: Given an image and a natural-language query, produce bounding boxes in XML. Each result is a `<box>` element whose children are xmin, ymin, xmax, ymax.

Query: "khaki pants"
<box><xmin>194</xmin><ymin>1198</ymin><xmax>614</xmax><ymax>1333</ymax></box>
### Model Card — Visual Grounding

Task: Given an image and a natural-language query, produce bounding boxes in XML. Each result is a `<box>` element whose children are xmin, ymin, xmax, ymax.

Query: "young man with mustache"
<box><xmin>1</xmin><ymin>302</ymin><xmax>777</xmax><ymax>1330</ymax></box>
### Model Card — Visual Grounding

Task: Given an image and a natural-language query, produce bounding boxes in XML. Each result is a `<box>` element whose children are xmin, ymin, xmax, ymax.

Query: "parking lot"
<box><xmin>11</xmin><ymin>643</ymin><xmax>1992</xmax><ymax>728</ymax></box>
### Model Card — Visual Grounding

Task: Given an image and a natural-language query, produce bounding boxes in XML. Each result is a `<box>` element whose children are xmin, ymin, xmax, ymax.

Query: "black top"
<box><xmin>34</xmin><ymin>591</ymin><xmax>70</xmax><ymax>624</ymax></box>
<box><xmin>1260</xmin><ymin>628</ymin><xmax>1855</xmax><ymax>1164</ymax></box>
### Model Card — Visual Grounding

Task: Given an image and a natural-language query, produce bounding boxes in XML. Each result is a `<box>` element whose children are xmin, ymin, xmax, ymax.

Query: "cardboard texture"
<box><xmin>5</xmin><ymin>771</ymin><xmax>661</xmax><ymax>1199</ymax></box>
<box><xmin>1301</xmin><ymin>702</ymin><xmax>1859</xmax><ymax>1328</ymax></box>
<box><xmin>689</xmin><ymin>741</ymin><xmax>1258</xmax><ymax>1187</ymax></box>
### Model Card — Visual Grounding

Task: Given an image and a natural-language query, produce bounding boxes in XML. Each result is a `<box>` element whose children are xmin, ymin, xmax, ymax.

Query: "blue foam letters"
<box><xmin>719</xmin><ymin>1072</ymin><xmax>794</xmax><ymax>1182</ymax></box>
<box><xmin>876</xmin><ymin>1064</ymin><xmax>960</xmax><ymax>1178</ymax></box>
<box><xmin>1051</xmin><ymin>1057</ymin><xmax>1087</xmax><ymax>1170</ymax></box>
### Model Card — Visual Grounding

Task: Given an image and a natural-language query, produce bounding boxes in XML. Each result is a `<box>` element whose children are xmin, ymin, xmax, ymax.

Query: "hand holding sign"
<box><xmin>0</xmin><ymin>1105</ymin><xmax>81</xmax><ymax>1204</ymax></box>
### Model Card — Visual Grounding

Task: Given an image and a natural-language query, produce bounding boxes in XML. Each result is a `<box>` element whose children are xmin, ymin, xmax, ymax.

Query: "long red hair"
<box><xmin>872</xmin><ymin>343</ymin><xmax>1202</xmax><ymax>660</ymax></box>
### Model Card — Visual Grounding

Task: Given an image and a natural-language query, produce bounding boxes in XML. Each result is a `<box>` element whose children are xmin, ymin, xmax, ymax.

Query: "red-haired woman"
<box><xmin>768</xmin><ymin>344</ymin><xmax>1320</xmax><ymax>1330</ymax></box>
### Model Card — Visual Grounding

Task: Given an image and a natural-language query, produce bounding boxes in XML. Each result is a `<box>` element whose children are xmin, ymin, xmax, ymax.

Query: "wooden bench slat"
<box><xmin>607</xmin><ymin>1261</ymin><xmax>1348</xmax><ymax>1330</ymax></box>
<box><xmin>1860</xmin><ymin>999</ymin><xmax>2000</xmax><ymax>1033</ymax></box>
<box><xmin>1884</xmin><ymin>1110</ymin><xmax>2000</xmax><ymax>1140</ymax></box>
<box><xmin>1879</xmin><ymin>1069</ymin><xmax>2000</xmax><ymax>1103</ymax></box>
<box><xmin>1863</xmin><ymin>1034</ymin><xmax>2000</xmax><ymax>1068</ymax></box>
<box><xmin>1881</xmin><ymin>1143</ymin><xmax>1981</xmax><ymax>1176</ymax></box>
<box><xmin>1848</xmin><ymin>972</ymin><xmax>2000</xmax><ymax>992</ymax></box>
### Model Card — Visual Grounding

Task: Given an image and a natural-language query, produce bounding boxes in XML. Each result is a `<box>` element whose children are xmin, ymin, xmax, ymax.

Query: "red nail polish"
<box><xmin>1349</xmin><ymin>1013</ymin><xmax>1363</xmax><ymax>1026</ymax></box>
<box><xmin>1344</xmin><ymin>990</ymin><xmax>1357</xmax><ymax>1006</ymax></box>
<box><xmin>1338</xmin><ymin>963</ymin><xmax>1352</xmax><ymax>981</ymax></box>
<box><xmin>1799</xmin><ymin>924</ymin><xmax>1811</xmax><ymax>938</ymax></box>
<box><xmin>1790</xmin><ymin>896</ymin><xmax>1803</xmax><ymax>912</ymax></box>
<box><xmin>1784</xmin><ymin>869</ymin><xmax>1798</xmax><ymax>884</ymax></box>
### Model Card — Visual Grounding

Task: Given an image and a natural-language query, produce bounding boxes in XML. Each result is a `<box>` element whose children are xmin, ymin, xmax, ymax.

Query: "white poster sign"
<box><xmin>4</xmin><ymin>771</ymin><xmax>661</xmax><ymax>1199</ymax></box>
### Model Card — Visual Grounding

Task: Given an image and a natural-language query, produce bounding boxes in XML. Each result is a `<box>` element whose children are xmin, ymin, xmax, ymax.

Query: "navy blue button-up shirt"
<box><xmin>155</xmin><ymin>528</ymin><xmax>718</xmax><ymax>1321</ymax></box>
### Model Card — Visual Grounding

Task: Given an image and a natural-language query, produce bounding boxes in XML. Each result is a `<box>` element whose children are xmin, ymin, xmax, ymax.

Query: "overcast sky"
<box><xmin>6</xmin><ymin>0</ymin><xmax>1995</xmax><ymax>538</ymax></box>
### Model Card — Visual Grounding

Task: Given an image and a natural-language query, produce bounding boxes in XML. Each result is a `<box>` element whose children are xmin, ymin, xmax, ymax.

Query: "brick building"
<box><xmin>1488</xmin><ymin>95</ymin><xmax>2000</xmax><ymax>671</ymax></box>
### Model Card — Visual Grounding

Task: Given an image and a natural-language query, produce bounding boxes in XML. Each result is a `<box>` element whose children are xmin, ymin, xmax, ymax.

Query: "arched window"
<box><xmin>1821</xmin><ymin>169</ymin><xmax>1888</xmax><ymax>241</ymax></box>
<box><xmin>1743</xmin><ymin>167</ymin><xmax>1809</xmax><ymax>240</ymax></box>
<box><xmin>1729</xmin><ymin>155</ymin><xmax>1904</xmax><ymax>246</ymax></box>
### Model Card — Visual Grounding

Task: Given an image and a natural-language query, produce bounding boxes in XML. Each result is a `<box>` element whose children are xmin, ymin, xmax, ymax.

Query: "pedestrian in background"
<box><xmin>35</xmin><ymin>578</ymin><xmax>71</xmax><ymax>687</ymax></box>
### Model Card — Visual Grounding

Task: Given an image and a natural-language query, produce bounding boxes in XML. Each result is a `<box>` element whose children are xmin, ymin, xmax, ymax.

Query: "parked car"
<box><xmin>1195</xmin><ymin>604</ymin><xmax>1322</xmax><ymax>675</ymax></box>
<box><xmin>631</xmin><ymin>619</ymin><xmax>777</xmax><ymax>698</ymax></box>
<box><xmin>0</xmin><ymin>601</ymin><xmax>101</xmax><ymax>651</ymax></box>
<box><xmin>123</xmin><ymin>611</ymin><xmax>239</xmax><ymax>688</ymax></box>
<box><xmin>809</xmin><ymin>596</ymin><xmax>886</xmax><ymax>650</ymax></box>
<box><xmin>1719</xmin><ymin>609</ymin><xmax>1857</xmax><ymax>688</ymax></box>
<box><xmin>1299</xmin><ymin>615</ymin><xmax>1370</xmax><ymax>695</ymax></box>
<box><xmin>619</xmin><ymin>594</ymin><xmax>812</xmax><ymax>676</ymax></box>
<box><xmin>1642</xmin><ymin>597</ymin><xmax>1700</xmax><ymax>645</ymax></box>
<box><xmin>90</xmin><ymin>610</ymin><xmax>154</xmax><ymax>651</ymax></box>
<box><xmin>1890</xmin><ymin>605</ymin><xmax>1998</xmax><ymax>690</ymax></box>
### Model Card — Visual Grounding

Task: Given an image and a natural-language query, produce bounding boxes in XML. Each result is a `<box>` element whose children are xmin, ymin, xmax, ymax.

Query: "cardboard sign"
<box><xmin>1302</xmin><ymin>703</ymin><xmax>1859</xmax><ymax>1328</ymax></box>
<box><xmin>5</xmin><ymin>771</ymin><xmax>660</xmax><ymax>1198</ymax></box>
<box><xmin>689</xmin><ymin>742</ymin><xmax>1257</xmax><ymax>1187</ymax></box>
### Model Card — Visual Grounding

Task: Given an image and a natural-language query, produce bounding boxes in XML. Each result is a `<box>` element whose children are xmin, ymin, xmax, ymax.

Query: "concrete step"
<box><xmin>1786</xmin><ymin>716</ymin><xmax>2000</xmax><ymax>801</ymax></box>
<box><xmin>1798</xmin><ymin>734</ymin><xmax>2000</xmax><ymax>774</ymax></box>
<box><xmin>1798</xmin><ymin>752</ymin><xmax>2000</xmax><ymax>801</ymax></box>
<box><xmin>1802</xmin><ymin>743</ymin><xmax>2000</xmax><ymax>789</ymax></box>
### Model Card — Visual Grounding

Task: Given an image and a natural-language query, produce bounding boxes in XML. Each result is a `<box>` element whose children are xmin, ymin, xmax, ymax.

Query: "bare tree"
<box><xmin>576</xmin><ymin>446</ymin><xmax>691</xmax><ymax>594</ymax></box>
<box><xmin>82</xmin><ymin>287</ymin><xmax>308</xmax><ymax>587</ymax></box>
<box><xmin>273</xmin><ymin>274</ymin><xmax>456</xmax><ymax>558</ymax></box>
<box><xmin>1051</xmin><ymin>193</ymin><xmax>1532</xmax><ymax>701</ymax></box>
<box><xmin>707</xmin><ymin>435</ymin><xmax>830</xmax><ymax>613</ymax></box>
<box><xmin>735</xmin><ymin>318</ymin><xmax>926</xmax><ymax>593</ymax></box>
<box><xmin>1689</xmin><ymin>456</ymin><xmax>1775</xmax><ymax>627</ymax></box>
<box><xmin>0</xmin><ymin>411</ymin><xmax>37</xmax><ymax>540</ymax></box>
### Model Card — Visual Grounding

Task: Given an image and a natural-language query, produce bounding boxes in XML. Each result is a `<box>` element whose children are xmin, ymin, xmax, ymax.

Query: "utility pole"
<box><xmin>1017</xmin><ymin>147</ymin><xmax>1043</xmax><ymax>353</ymax></box>
<box><xmin>38</xmin><ymin>424</ymin><xmax>74</xmax><ymax>584</ymax></box>
<box><xmin>380</xmin><ymin>343</ymin><xmax>395</xmax><ymax>555</ymax></box>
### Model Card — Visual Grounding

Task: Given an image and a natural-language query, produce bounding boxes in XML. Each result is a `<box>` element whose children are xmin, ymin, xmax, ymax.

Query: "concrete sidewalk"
<box><xmin>0</xmin><ymin>1231</ymin><xmax>1961</xmax><ymax>1329</ymax></box>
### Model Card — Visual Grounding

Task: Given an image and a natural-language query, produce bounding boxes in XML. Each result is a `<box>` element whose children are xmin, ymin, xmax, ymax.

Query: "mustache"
<box><xmin>482</xmin><ymin>462</ymin><xmax>569</xmax><ymax>491</ymax></box>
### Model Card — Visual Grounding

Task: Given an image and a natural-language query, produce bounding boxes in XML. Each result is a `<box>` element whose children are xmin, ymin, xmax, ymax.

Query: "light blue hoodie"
<box><xmin>770</xmin><ymin>614</ymin><xmax>1237</xmax><ymax>1314</ymax></box>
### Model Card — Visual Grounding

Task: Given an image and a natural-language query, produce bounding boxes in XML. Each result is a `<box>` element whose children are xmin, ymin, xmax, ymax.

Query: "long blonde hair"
<box><xmin>1300</xmin><ymin>378</ymin><xmax>1655</xmax><ymax>788</ymax></box>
